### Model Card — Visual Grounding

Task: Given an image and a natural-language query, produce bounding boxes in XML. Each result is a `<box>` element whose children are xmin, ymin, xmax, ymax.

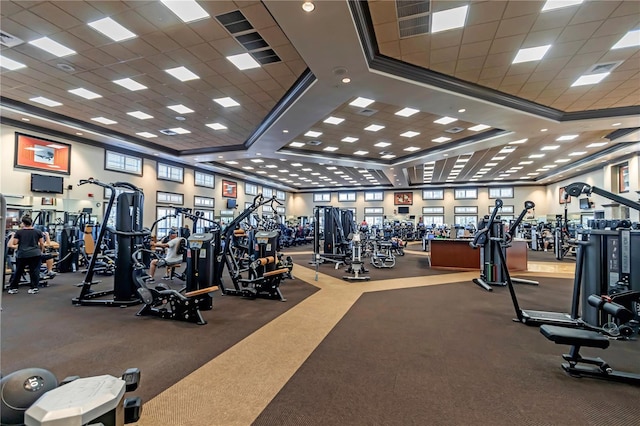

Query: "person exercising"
<box><xmin>7</xmin><ymin>215</ymin><xmax>45</xmax><ymax>294</ymax></box>
<box><xmin>148</xmin><ymin>230</ymin><xmax>183</xmax><ymax>282</ymax></box>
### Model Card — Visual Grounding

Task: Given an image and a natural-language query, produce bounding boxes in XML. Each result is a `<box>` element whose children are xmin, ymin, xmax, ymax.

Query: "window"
<box><xmin>422</xmin><ymin>189</ymin><xmax>444</xmax><ymax>200</ymax></box>
<box><xmin>618</xmin><ymin>163</ymin><xmax>629</xmax><ymax>193</ymax></box>
<box><xmin>262</xmin><ymin>205</ymin><xmax>273</xmax><ymax>213</ymax></box>
<box><xmin>422</xmin><ymin>207</ymin><xmax>444</xmax><ymax>227</ymax></box>
<box><xmin>364</xmin><ymin>207</ymin><xmax>383</xmax><ymax>226</ymax></box>
<box><xmin>194</xmin><ymin>171</ymin><xmax>214</xmax><ymax>188</ymax></box>
<box><xmin>156</xmin><ymin>206</ymin><xmax>183</xmax><ymax>238</ymax></box>
<box><xmin>105</xmin><ymin>150</ymin><xmax>142</xmax><ymax>176</ymax></box>
<box><xmin>313</xmin><ymin>193</ymin><xmax>331</xmax><ymax>202</ymax></box>
<box><xmin>422</xmin><ymin>206</ymin><xmax>444</xmax><ymax>214</ymax></box>
<box><xmin>488</xmin><ymin>205</ymin><xmax>514</xmax><ymax>214</ymax></box>
<box><xmin>454</xmin><ymin>188</ymin><xmax>477</xmax><ymax>199</ymax></box>
<box><xmin>157</xmin><ymin>163</ymin><xmax>184</xmax><ymax>183</ymax></box>
<box><xmin>245</xmin><ymin>182</ymin><xmax>258</xmax><ymax>196</ymax></box>
<box><xmin>364</xmin><ymin>191</ymin><xmax>383</xmax><ymax>201</ymax></box>
<box><xmin>194</xmin><ymin>196</ymin><xmax>214</xmax><ymax>208</ymax></box>
<box><xmin>263</xmin><ymin>187</ymin><xmax>273</xmax><ymax>198</ymax></box>
<box><xmin>275</xmin><ymin>205</ymin><xmax>285</xmax><ymax>214</ymax></box>
<box><xmin>157</xmin><ymin>191</ymin><xmax>184</xmax><ymax>205</ymax></box>
<box><xmin>276</xmin><ymin>190</ymin><xmax>286</xmax><ymax>201</ymax></box>
<box><xmin>454</xmin><ymin>215</ymin><xmax>478</xmax><ymax>227</ymax></box>
<box><xmin>338</xmin><ymin>192</ymin><xmax>356</xmax><ymax>202</ymax></box>
<box><xmin>194</xmin><ymin>210</ymin><xmax>214</xmax><ymax>233</ymax></box>
<box><xmin>454</xmin><ymin>206</ymin><xmax>478</xmax><ymax>214</ymax></box>
<box><xmin>489</xmin><ymin>187</ymin><xmax>514</xmax><ymax>199</ymax></box>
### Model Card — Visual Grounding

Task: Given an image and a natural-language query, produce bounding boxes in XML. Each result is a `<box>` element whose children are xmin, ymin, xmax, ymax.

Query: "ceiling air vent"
<box><xmin>215</xmin><ymin>10</ymin><xmax>253</xmax><ymax>34</ymax></box>
<box><xmin>159</xmin><ymin>129</ymin><xmax>178</xmax><ymax>136</ymax></box>
<box><xmin>396</xmin><ymin>0</ymin><xmax>431</xmax><ymax>38</ymax></box>
<box><xmin>307</xmin><ymin>140</ymin><xmax>322</xmax><ymax>146</ymax></box>
<box><xmin>356</xmin><ymin>108</ymin><xmax>378</xmax><ymax>117</ymax></box>
<box><xmin>0</xmin><ymin>31</ymin><xmax>24</xmax><ymax>47</ymax></box>
<box><xmin>587</xmin><ymin>61</ymin><xmax>624</xmax><ymax>74</ymax></box>
<box><xmin>445</xmin><ymin>127</ymin><xmax>465</xmax><ymax>134</ymax></box>
<box><xmin>251</xmin><ymin>49</ymin><xmax>281</xmax><ymax>65</ymax></box>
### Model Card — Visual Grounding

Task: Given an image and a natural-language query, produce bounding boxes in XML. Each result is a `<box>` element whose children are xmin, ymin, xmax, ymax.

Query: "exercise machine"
<box><xmin>184</xmin><ymin>231</ymin><xmax>221</xmax><ymax>309</ymax></box>
<box><xmin>540</xmin><ymin>294</ymin><xmax>639</xmax><ymax>385</ymax></box>
<box><xmin>343</xmin><ymin>232</ymin><xmax>370</xmax><ymax>281</ymax></box>
<box><xmin>311</xmin><ymin>206</ymin><xmax>351</xmax><ymax>268</ymax></box>
<box><xmin>2</xmin><ymin>368</ymin><xmax>143</xmax><ymax>426</ymax></box>
<box><xmin>370</xmin><ymin>239</ymin><xmax>396</xmax><ymax>268</ymax></box>
<box><xmin>471</xmin><ymin>199</ymin><xmax>539</xmax><ymax>291</ymax></box>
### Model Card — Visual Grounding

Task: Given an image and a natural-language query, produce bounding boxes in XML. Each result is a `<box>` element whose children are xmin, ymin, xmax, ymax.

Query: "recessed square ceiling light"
<box><xmin>113</xmin><ymin>78</ymin><xmax>147</xmax><ymax>91</ymax></box>
<box><xmin>30</xmin><ymin>96</ymin><xmax>62</xmax><ymax>107</ymax></box>
<box><xmin>519</xmin><ymin>161</ymin><xmax>533</xmax><ymax>165</ymax></box>
<box><xmin>381</xmin><ymin>154</ymin><xmax>396</xmax><ymax>159</ymax></box>
<box><xmin>431</xmin><ymin>5</ymin><xmax>469</xmax><ymax>34</ymax></box>
<box><xmin>571</xmin><ymin>72</ymin><xmax>609</xmax><ymax>86</ymax></box>
<box><xmin>226</xmin><ymin>53</ymin><xmax>261</xmax><ymax>70</ymax></box>
<box><xmin>529</xmin><ymin>154</ymin><xmax>545</xmax><ymax>158</ymax></box>
<box><xmin>265</xmin><ymin>164</ymin><xmax>278</xmax><ymax>168</ymax></box>
<box><xmin>434</xmin><ymin>116</ymin><xmax>458</xmax><ymax>125</ymax></box>
<box><xmin>586</xmin><ymin>142</ymin><xmax>608</xmax><ymax>148</ymax></box>
<box><xmin>519</xmin><ymin>176</ymin><xmax>531</xmax><ymax>180</ymax></box>
<box><xmin>499</xmin><ymin>147</ymin><xmax>516</xmax><ymax>153</ymax></box>
<box><xmin>251</xmin><ymin>159</ymin><xmax>264</xmax><ymax>163</ymax></box>
<box><xmin>291</xmin><ymin>163</ymin><xmax>303</xmax><ymax>166</ymax></box>
<box><xmin>395</xmin><ymin>107</ymin><xmax>419</xmax><ymax>117</ymax></box>
<box><xmin>167</xmin><ymin>104</ymin><xmax>194</xmax><ymax>114</ymax></box>
<box><xmin>349</xmin><ymin>97</ymin><xmax>375</xmax><ymax>108</ymax></box>
<box><xmin>404</xmin><ymin>146</ymin><xmax>420</xmax><ymax>152</ymax></box>
<box><xmin>492</xmin><ymin>156</ymin><xmax>506</xmax><ymax>161</ymax></box>
<box><xmin>432</xmin><ymin>137</ymin><xmax>451</xmax><ymax>143</ymax></box>
<box><xmin>225</xmin><ymin>160</ymin><xmax>238</xmax><ymax>165</ymax></box>
<box><xmin>213</xmin><ymin>97</ymin><xmax>240</xmax><ymax>107</ymax></box>
<box><xmin>400</xmin><ymin>131</ymin><xmax>420</xmax><ymax>138</ymax></box>
<box><xmin>536</xmin><ymin>168</ymin><xmax>548</xmax><ymax>172</ymax></box>
<box><xmin>542</xmin><ymin>165</ymin><xmax>557</xmax><ymax>169</ymax></box>
<box><xmin>136</xmin><ymin>132</ymin><xmax>157</xmax><ymax>138</ymax></box>
<box><xmin>242</xmin><ymin>166</ymin><xmax>254</xmax><ymax>170</ymax></box>
<box><xmin>326</xmin><ymin>166</ymin><xmax>337</xmax><ymax>170</ymax></box>
<box><xmin>541</xmin><ymin>0</ymin><xmax>583</xmax><ymax>12</ymax></box>
<box><xmin>354</xmin><ymin>151</ymin><xmax>369</xmax><ymax>155</ymax></box>
<box><xmin>468</xmin><ymin>124</ymin><xmax>490</xmax><ymax>131</ymax></box>
<box><xmin>555</xmin><ymin>159</ymin><xmax>571</xmax><ymax>163</ymax></box>
<box><xmin>568</xmin><ymin>151</ymin><xmax>587</xmax><ymax>156</ymax></box>
<box><xmin>206</xmin><ymin>123</ymin><xmax>227</xmax><ymax>130</ymax></box>
<box><xmin>168</xmin><ymin>127</ymin><xmax>190</xmax><ymax>134</ymax></box>
<box><xmin>324</xmin><ymin>116</ymin><xmax>345</xmax><ymax>125</ymax></box>
<box><xmin>88</xmin><ymin>17</ymin><xmax>136</xmax><ymax>42</ymax></box>
<box><xmin>364</xmin><ymin>124</ymin><xmax>385</xmax><ymax>132</ymax></box>
<box><xmin>374</xmin><ymin>141</ymin><xmax>391</xmax><ymax>147</ymax></box>
<box><xmin>323</xmin><ymin>146</ymin><xmax>339</xmax><ymax>151</ymax></box>
<box><xmin>611</xmin><ymin>29</ymin><xmax>640</xmax><ymax>50</ymax></box>
<box><xmin>160</xmin><ymin>0</ymin><xmax>210</xmax><ymax>23</ymax></box>
<box><xmin>485</xmin><ymin>163</ymin><xmax>498</xmax><ymax>167</ymax></box>
<box><xmin>541</xmin><ymin>145</ymin><xmax>560</xmax><ymax>150</ymax></box>
<box><xmin>69</xmin><ymin>88</ymin><xmax>101</xmax><ymax>99</ymax></box>
<box><xmin>165</xmin><ymin>66</ymin><xmax>199</xmax><ymax>81</ymax></box>
<box><xmin>508</xmin><ymin>138</ymin><xmax>528</xmax><ymax>145</ymax></box>
<box><xmin>91</xmin><ymin>117</ymin><xmax>117</xmax><ymax>125</ymax></box>
<box><xmin>127</xmin><ymin>111</ymin><xmax>153</xmax><ymax>120</ymax></box>
<box><xmin>305</xmin><ymin>130</ymin><xmax>322</xmax><ymax>138</ymax></box>
<box><xmin>341</xmin><ymin>136</ymin><xmax>358</xmax><ymax>143</ymax></box>
<box><xmin>0</xmin><ymin>55</ymin><xmax>27</xmax><ymax>70</ymax></box>
<box><xmin>29</xmin><ymin>37</ymin><xmax>76</xmax><ymax>57</ymax></box>
<box><xmin>528</xmin><ymin>173</ymin><xmax>540</xmax><ymax>176</ymax></box>
<box><xmin>512</xmin><ymin>44</ymin><xmax>552</xmax><ymax>64</ymax></box>
<box><xmin>556</xmin><ymin>134</ymin><xmax>579</xmax><ymax>141</ymax></box>
<box><xmin>302</xmin><ymin>168</ymin><xmax>312</xmax><ymax>171</ymax></box>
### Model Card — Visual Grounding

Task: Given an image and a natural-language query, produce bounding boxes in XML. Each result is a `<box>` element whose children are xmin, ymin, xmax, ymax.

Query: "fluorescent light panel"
<box><xmin>29</xmin><ymin>37</ymin><xmax>76</xmax><ymax>57</ymax></box>
<box><xmin>586</xmin><ymin>142</ymin><xmax>608</xmax><ymax>148</ymax></box>
<box><xmin>206</xmin><ymin>123</ymin><xmax>227</xmax><ymax>130</ymax></box>
<box><xmin>431</xmin><ymin>5</ymin><xmax>468</xmax><ymax>34</ymax></box>
<box><xmin>213</xmin><ymin>97</ymin><xmax>240</xmax><ymax>107</ymax></box>
<box><xmin>30</xmin><ymin>96</ymin><xmax>62</xmax><ymax>107</ymax></box>
<box><xmin>323</xmin><ymin>146</ymin><xmax>339</xmax><ymax>152</ymax></box>
<box><xmin>364</xmin><ymin>124</ymin><xmax>385</xmax><ymax>132</ymax></box>
<box><xmin>434</xmin><ymin>116</ymin><xmax>457</xmax><ymax>125</ymax></box>
<box><xmin>404</xmin><ymin>146</ymin><xmax>420</xmax><ymax>152</ymax></box>
<box><xmin>395</xmin><ymin>107</ymin><xmax>419</xmax><ymax>117</ymax></box>
<box><xmin>432</xmin><ymin>137</ymin><xmax>451</xmax><ymax>143</ymax></box>
<box><xmin>127</xmin><ymin>111</ymin><xmax>153</xmax><ymax>120</ymax></box>
<box><xmin>167</xmin><ymin>104</ymin><xmax>194</xmax><ymax>114</ymax></box>
<box><xmin>341</xmin><ymin>137</ymin><xmax>358</xmax><ymax>143</ymax></box>
<box><xmin>113</xmin><ymin>78</ymin><xmax>147</xmax><ymax>91</ymax></box>
<box><xmin>556</xmin><ymin>134</ymin><xmax>579</xmax><ymax>141</ymax></box>
<box><xmin>226</xmin><ymin>53</ymin><xmax>260</xmax><ymax>70</ymax></box>
<box><xmin>513</xmin><ymin>44</ymin><xmax>551</xmax><ymax>64</ymax></box>
<box><xmin>165</xmin><ymin>66</ymin><xmax>199</xmax><ymax>81</ymax></box>
<box><xmin>160</xmin><ymin>0</ymin><xmax>210</xmax><ymax>23</ymax></box>
<box><xmin>541</xmin><ymin>0</ymin><xmax>583</xmax><ymax>12</ymax></box>
<box><xmin>68</xmin><ymin>88</ymin><xmax>101</xmax><ymax>99</ymax></box>
<box><xmin>349</xmin><ymin>97</ymin><xmax>375</xmax><ymax>108</ymax></box>
<box><xmin>468</xmin><ymin>124</ymin><xmax>490</xmax><ymax>131</ymax></box>
<box><xmin>168</xmin><ymin>127</ymin><xmax>190</xmax><ymax>134</ymax></box>
<box><xmin>611</xmin><ymin>29</ymin><xmax>640</xmax><ymax>50</ymax></box>
<box><xmin>571</xmin><ymin>72</ymin><xmax>609</xmax><ymax>86</ymax></box>
<box><xmin>374</xmin><ymin>142</ymin><xmax>391</xmax><ymax>147</ymax></box>
<box><xmin>400</xmin><ymin>131</ymin><xmax>420</xmax><ymax>138</ymax></box>
<box><xmin>323</xmin><ymin>116</ymin><xmax>345</xmax><ymax>125</ymax></box>
<box><xmin>136</xmin><ymin>132</ymin><xmax>157</xmax><ymax>138</ymax></box>
<box><xmin>88</xmin><ymin>17</ymin><xmax>136</xmax><ymax>41</ymax></box>
<box><xmin>305</xmin><ymin>131</ymin><xmax>322</xmax><ymax>138</ymax></box>
<box><xmin>0</xmin><ymin>55</ymin><xmax>26</xmax><ymax>70</ymax></box>
<box><xmin>91</xmin><ymin>117</ymin><xmax>117</xmax><ymax>125</ymax></box>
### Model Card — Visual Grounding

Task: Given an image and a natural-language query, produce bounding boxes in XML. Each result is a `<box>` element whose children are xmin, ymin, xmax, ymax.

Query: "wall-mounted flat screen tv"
<box><xmin>227</xmin><ymin>199</ymin><xmax>237</xmax><ymax>209</ymax></box>
<box><xmin>398</xmin><ymin>206</ymin><xmax>410</xmax><ymax>214</ymax></box>
<box><xmin>30</xmin><ymin>173</ymin><xmax>64</xmax><ymax>194</ymax></box>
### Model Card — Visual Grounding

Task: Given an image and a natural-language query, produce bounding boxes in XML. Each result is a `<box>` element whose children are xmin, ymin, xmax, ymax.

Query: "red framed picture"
<box><xmin>394</xmin><ymin>192</ymin><xmax>413</xmax><ymax>205</ymax></box>
<box><xmin>222</xmin><ymin>180</ymin><xmax>237</xmax><ymax>198</ymax></box>
<box><xmin>14</xmin><ymin>132</ymin><xmax>71</xmax><ymax>175</ymax></box>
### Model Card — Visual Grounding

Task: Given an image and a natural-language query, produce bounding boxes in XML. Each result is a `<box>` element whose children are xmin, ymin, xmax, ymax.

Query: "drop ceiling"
<box><xmin>1</xmin><ymin>0</ymin><xmax>639</xmax><ymax>191</ymax></box>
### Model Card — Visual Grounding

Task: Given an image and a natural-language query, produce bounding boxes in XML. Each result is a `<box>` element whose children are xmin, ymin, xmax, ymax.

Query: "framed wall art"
<box><xmin>394</xmin><ymin>192</ymin><xmax>413</xmax><ymax>205</ymax></box>
<box><xmin>14</xmin><ymin>133</ymin><xmax>71</xmax><ymax>175</ymax></box>
<box><xmin>222</xmin><ymin>180</ymin><xmax>237</xmax><ymax>198</ymax></box>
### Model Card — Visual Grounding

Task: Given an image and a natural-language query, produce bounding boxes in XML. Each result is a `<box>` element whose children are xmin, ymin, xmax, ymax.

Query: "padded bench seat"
<box><xmin>540</xmin><ymin>325</ymin><xmax>609</xmax><ymax>349</ymax></box>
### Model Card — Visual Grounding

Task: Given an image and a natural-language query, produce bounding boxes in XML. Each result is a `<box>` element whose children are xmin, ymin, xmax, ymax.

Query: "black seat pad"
<box><xmin>540</xmin><ymin>325</ymin><xmax>609</xmax><ymax>349</ymax></box>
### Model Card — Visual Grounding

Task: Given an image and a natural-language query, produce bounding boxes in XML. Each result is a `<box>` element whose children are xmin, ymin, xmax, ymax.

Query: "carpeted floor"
<box><xmin>0</xmin><ymin>271</ymin><xmax>318</xmax><ymax>402</ymax></box>
<box><xmin>254</xmin><ymin>276</ymin><xmax>640</xmax><ymax>426</ymax></box>
<box><xmin>527</xmin><ymin>249</ymin><xmax>577</xmax><ymax>263</ymax></box>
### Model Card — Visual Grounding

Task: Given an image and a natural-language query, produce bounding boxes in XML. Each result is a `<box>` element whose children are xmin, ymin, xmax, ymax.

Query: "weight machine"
<box><xmin>311</xmin><ymin>206</ymin><xmax>352</xmax><ymax>268</ymax></box>
<box><xmin>471</xmin><ymin>199</ymin><xmax>539</xmax><ymax>291</ymax></box>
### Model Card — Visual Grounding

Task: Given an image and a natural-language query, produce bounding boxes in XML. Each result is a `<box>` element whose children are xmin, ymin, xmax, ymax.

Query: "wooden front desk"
<box><xmin>430</xmin><ymin>239</ymin><xmax>528</xmax><ymax>271</ymax></box>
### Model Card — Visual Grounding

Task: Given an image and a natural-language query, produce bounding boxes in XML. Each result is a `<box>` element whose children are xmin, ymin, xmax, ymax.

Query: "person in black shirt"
<box><xmin>7</xmin><ymin>215</ymin><xmax>45</xmax><ymax>294</ymax></box>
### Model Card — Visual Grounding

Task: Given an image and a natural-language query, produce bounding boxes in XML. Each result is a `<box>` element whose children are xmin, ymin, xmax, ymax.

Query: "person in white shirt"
<box><xmin>148</xmin><ymin>230</ymin><xmax>184</xmax><ymax>281</ymax></box>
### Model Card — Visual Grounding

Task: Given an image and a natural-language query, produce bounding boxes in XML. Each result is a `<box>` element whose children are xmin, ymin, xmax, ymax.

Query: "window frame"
<box><xmin>156</xmin><ymin>191</ymin><xmax>184</xmax><ymax>205</ymax></box>
<box><xmin>104</xmin><ymin>150</ymin><xmax>143</xmax><ymax>176</ymax></box>
<box><xmin>422</xmin><ymin>189</ymin><xmax>444</xmax><ymax>200</ymax></box>
<box><xmin>157</xmin><ymin>162</ymin><xmax>184</xmax><ymax>183</ymax></box>
<box><xmin>488</xmin><ymin>187</ymin><xmax>514</xmax><ymax>199</ymax></box>
<box><xmin>364</xmin><ymin>191</ymin><xmax>383</xmax><ymax>201</ymax></box>
<box><xmin>194</xmin><ymin>195</ymin><xmax>215</xmax><ymax>209</ymax></box>
<box><xmin>245</xmin><ymin>182</ymin><xmax>258</xmax><ymax>196</ymax></box>
<box><xmin>313</xmin><ymin>193</ymin><xmax>331</xmax><ymax>202</ymax></box>
<box><xmin>338</xmin><ymin>192</ymin><xmax>357</xmax><ymax>202</ymax></box>
<box><xmin>194</xmin><ymin>170</ymin><xmax>215</xmax><ymax>189</ymax></box>
<box><xmin>454</xmin><ymin>188</ymin><xmax>478</xmax><ymax>200</ymax></box>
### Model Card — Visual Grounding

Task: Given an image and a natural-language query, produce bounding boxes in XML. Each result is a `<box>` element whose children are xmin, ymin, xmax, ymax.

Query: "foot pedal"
<box><xmin>123</xmin><ymin>396</ymin><xmax>142</xmax><ymax>423</ymax></box>
<box><xmin>122</xmin><ymin>368</ymin><xmax>141</xmax><ymax>392</ymax></box>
